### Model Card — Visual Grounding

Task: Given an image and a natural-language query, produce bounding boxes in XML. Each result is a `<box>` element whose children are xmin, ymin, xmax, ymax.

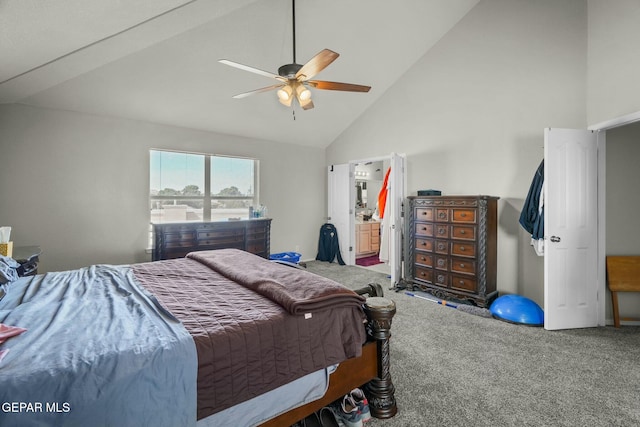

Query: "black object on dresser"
<box><xmin>152</xmin><ymin>219</ymin><xmax>271</xmax><ymax>261</ymax></box>
<box><xmin>14</xmin><ymin>245</ymin><xmax>42</xmax><ymax>277</ymax></box>
<box><xmin>404</xmin><ymin>195</ymin><xmax>499</xmax><ymax>307</ymax></box>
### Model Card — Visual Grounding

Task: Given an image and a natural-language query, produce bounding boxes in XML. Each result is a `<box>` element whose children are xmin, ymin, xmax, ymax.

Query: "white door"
<box><xmin>388</xmin><ymin>153</ymin><xmax>405</xmax><ymax>286</ymax></box>
<box><xmin>544</xmin><ymin>128</ymin><xmax>599</xmax><ymax>330</ymax></box>
<box><xmin>327</xmin><ymin>164</ymin><xmax>355</xmax><ymax>265</ymax></box>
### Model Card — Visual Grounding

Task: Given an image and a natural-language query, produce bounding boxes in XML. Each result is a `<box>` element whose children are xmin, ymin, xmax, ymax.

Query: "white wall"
<box><xmin>587</xmin><ymin>0</ymin><xmax>640</xmax><ymax>125</ymax></box>
<box><xmin>326</xmin><ymin>0</ymin><xmax>588</xmax><ymax>305</ymax></box>
<box><xmin>0</xmin><ymin>104</ymin><xmax>326</xmax><ymax>272</ymax></box>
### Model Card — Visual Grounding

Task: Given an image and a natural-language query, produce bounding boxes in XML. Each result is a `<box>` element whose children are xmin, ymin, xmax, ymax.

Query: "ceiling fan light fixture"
<box><xmin>296</xmin><ymin>84</ymin><xmax>311</xmax><ymax>102</ymax></box>
<box><xmin>219</xmin><ymin>0</ymin><xmax>370</xmax><ymax>110</ymax></box>
<box><xmin>299</xmin><ymin>97</ymin><xmax>313</xmax><ymax>109</ymax></box>
<box><xmin>278</xmin><ymin>96</ymin><xmax>293</xmax><ymax>107</ymax></box>
<box><xmin>277</xmin><ymin>85</ymin><xmax>293</xmax><ymax>102</ymax></box>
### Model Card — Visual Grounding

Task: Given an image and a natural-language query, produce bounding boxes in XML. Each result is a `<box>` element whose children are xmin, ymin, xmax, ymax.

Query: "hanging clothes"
<box><xmin>378</xmin><ymin>167</ymin><xmax>392</xmax><ymax>262</ymax></box>
<box><xmin>378</xmin><ymin>167</ymin><xmax>391</xmax><ymax>219</ymax></box>
<box><xmin>519</xmin><ymin>160</ymin><xmax>545</xmax><ymax>256</ymax></box>
<box><xmin>315</xmin><ymin>223</ymin><xmax>346</xmax><ymax>265</ymax></box>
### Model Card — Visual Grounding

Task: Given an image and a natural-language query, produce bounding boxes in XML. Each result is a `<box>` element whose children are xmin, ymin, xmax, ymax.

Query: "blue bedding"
<box><xmin>0</xmin><ymin>265</ymin><xmax>197</xmax><ymax>427</ymax></box>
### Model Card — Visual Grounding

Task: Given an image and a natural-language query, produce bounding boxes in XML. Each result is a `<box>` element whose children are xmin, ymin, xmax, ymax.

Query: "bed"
<box><xmin>0</xmin><ymin>249</ymin><xmax>396</xmax><ymax>426</ymax></box>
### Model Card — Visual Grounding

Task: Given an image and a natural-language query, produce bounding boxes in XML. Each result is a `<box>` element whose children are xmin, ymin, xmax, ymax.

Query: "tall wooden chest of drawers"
<box><xmin>404</xmin><ymin>196</ymin><xmax>499</xmax><ymax>307</ymax></box>
<box><xmin>152</xmin><ymin>218</ymin><xmax>271</xmax><ymax>261</ymax></box>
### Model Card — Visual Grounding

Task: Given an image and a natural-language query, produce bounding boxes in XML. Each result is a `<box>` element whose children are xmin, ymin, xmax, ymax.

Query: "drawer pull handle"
<box><xmin>437</xmin><ymin>259</ymin><xmax>445</xmax><ymax>267</ymax></box>
<box><xmin>421</xmin><ymin>257</ymin><xmax>426</xmax><ymax>261</ymax></box>
<box><xmin>459</xmin><ymin>280</ymin><xmax>465</xmax><ymax>285</ymax></box>
<box><xmin>420</xmin><ymin>272</ymin><xmax>425</xmax><ymax>276</ymax></box>
<box><xmin>460</xmin><ymin>213</ymin><xmax>466</xmax><ymax>217</ymax></box>
<box><xmin>460</xmin><ymin>230</ymin><xmax>466</xmax><ymax>234</ymax></box>
<box><xmin>421</xmin><ymin>242</ymin><xmax>426</xmax><ymax>246</ymax></box>
<box><xmin>438</xmin><ymin>275</ymin><xmax>445</xmax><ymax>282</ymax></box>
<box><xmin>460</xmin><ymin>263</ymin><xmax>465</xmax><ymax>268</ymax></box>
<box><xmin>438</xmin><ymin>212</ymin><xmax>446</xmax><ymax>218</ymax></box>
<box><xmin>460</xmin><ymin>246</ymin><xmax>465</xmax><ymax>251</ymax></box>
<box><xmin>438</xmin><ymin>244</ymin><xmax>445</xmax><ymax>250</ymax></box>
<box><xmin>422</xmin><ymin>211</ymin><xmax>428</xmax><ymax>215</ymax></box>
<box><xmin>422</xmin><ymin>227</ymin><xmax>427</xmax><ymax>231</ymax></box>
<box><xmin>438</xmin><ymin>228</ymin><xmax>445</xmax><ymax>234</ymax></box>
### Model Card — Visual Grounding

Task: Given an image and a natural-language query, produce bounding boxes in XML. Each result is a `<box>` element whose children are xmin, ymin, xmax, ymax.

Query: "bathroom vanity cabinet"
<box><xmin>356</xmin><ymin>221</ymin><xmax>380</xmax><ymax>257</ymax></box>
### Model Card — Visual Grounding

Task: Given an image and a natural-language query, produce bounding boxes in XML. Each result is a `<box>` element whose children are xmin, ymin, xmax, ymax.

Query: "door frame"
<box><xmin>347</xmin><ymin>153</ymin><xmax>406</xmax><ymax>286</ymax></box>
<box><xmin>589</xmin><ymin>110</ymin><xmax>640</xmax><ymax>326</ymax></box>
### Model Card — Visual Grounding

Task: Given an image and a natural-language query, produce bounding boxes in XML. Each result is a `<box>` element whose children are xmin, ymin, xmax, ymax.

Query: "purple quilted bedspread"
<box><xmin>132</xmin><ymin>249</ymin><xmax>366</xmax><ymax>419</ymax></box>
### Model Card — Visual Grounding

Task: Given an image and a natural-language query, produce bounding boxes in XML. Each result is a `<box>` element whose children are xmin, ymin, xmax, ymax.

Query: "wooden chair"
<box><xmin>606</xmin><ymin>256</ymin><xmax>640</xmax><ymax>328</ymax></box>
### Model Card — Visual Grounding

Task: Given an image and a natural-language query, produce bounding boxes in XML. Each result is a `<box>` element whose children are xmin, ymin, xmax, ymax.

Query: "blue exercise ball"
<box><xmin>490</xmin><ymin>294</ymin><xmax>544</xmax><ymax>326</ymax></box>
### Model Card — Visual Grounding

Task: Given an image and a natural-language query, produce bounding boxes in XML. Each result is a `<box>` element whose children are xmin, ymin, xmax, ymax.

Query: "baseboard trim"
<box><xmin>606</xmin><ymin>318</ymin><xmax>640</xmax><ymax>326</ymax></box>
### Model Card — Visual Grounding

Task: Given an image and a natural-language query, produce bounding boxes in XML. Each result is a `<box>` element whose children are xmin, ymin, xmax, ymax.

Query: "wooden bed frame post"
<box><xmin>260</xmin><ymin>285</ymin><xmax>397</xmax><ymax>427</ymax></box>
<box><xmin>363</xmin><ymin>296</ymin><xmax>398</xmax><ymax>419</ymax></box>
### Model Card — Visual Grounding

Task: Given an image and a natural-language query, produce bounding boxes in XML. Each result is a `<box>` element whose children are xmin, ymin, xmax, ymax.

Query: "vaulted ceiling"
<box><xmin>0</xmin><ymin>0</ymin><xmax>479</xmax><ymax>147</ymax></box>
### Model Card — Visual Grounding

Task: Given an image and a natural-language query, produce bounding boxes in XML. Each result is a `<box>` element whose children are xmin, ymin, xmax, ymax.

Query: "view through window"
<box><xmin>150</xmin><ymin>149</ymin><xmax>258</xmax><ymax>223</ymax></box>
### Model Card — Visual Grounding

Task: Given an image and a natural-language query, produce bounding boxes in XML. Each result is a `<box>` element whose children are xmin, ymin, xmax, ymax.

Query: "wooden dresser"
<box><xmin>404</xmin><ymin>195</ymin><xmax>499</xmax><ymax>307</ymax></box>
<box><xmin>152</xmin><ymin>218</ymin><xmax>271</xmax><ymax>261</ymax></box>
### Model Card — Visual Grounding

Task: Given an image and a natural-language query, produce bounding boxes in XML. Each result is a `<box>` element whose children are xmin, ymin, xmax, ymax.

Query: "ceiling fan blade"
<box><xmin>307</xmin><ymin>80</ymin><xmax>371</xmax><ymax>92</ymax></box>
<box><xmin>232</xmin><ymin>84</ymin><xmax>284</xmax><ymax>99</ymax></box>
<box><xmin>295</xmin><ymin>49</ymin><xmax>339</xmax><ymax>81</ymax></box>
<box><xmin>219</xmin><ymin>59</ymin><xmax>286</xmax><ymax>82</ymax></box>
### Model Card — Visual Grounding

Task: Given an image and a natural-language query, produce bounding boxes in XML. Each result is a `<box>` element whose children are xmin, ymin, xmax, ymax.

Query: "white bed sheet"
<box><xmin>197</xmin><ymin>364</ymin><xmax>338</xmax><ymax>427</ymax></box>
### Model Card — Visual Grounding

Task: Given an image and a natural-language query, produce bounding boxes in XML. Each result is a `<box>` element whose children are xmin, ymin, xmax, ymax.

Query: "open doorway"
<box><xmin>540</xmin><ymin>110</ymin><xmax>640</xmax><ymax>330</ymax></box>
<box><xmin>353</xmin><ymin>160</ymin><xmax>387</xmax><ymax>273</ymax></box>
<box><xmin>327</xmin><ymin>153</ymin><xmax>405</xmax><ymax>287</ymax></box>
<box><xmin>590</xmin><ymin>111</ymin><xmax>640</xmax><ymax>326</ymax></box>
<box><xmin>543</xmin><ymin>112</ymin><xmax>640</xmax><ymax>329</ymax></box>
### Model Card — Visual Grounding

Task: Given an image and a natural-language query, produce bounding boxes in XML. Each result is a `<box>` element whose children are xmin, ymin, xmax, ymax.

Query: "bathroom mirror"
<box><xmin>356</xmin><ymin>180</ymin><xmax>367</xmax><ymax>208</ymax></box>
<box><xmin>354</xmin><ymin>160</ymin><xmax>384</xmax><ymax>214</ymax></box>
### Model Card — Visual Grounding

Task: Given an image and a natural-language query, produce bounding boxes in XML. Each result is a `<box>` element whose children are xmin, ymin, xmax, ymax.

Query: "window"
<box><xmin>150</xmin><ymin>149</ymin><xmax>258</xmax><ymax>223</ymax></box>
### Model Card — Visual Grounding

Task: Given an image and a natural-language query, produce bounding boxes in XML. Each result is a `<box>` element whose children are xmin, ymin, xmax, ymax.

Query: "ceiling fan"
<box><xmin>219</xmin><ymin>0</ymin><xmax>371</xmax><ymax>110</ymax></box>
